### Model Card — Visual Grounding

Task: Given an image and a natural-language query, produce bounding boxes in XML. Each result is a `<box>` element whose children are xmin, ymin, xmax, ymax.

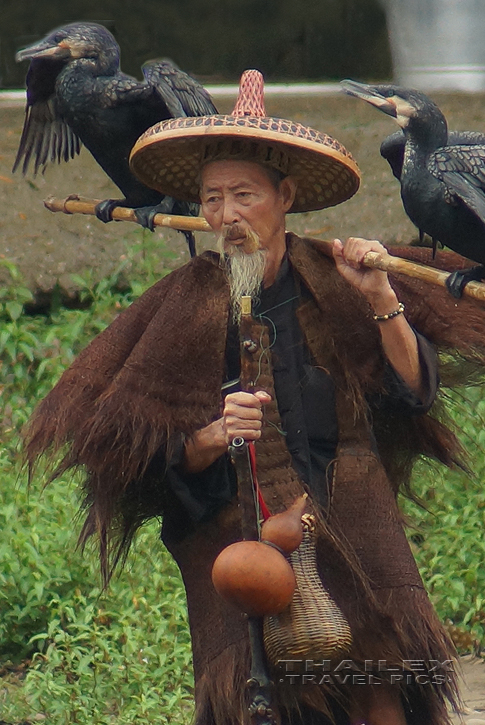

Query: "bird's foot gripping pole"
<box><xmin>44</xmin><ymin>195</ymin><xmax>212</xmax><ymax>233</ymax></box>
<box><xmin>446</xmin><ymin>264</ymin><xmax>485</xmax><ymax>299</ymax></box>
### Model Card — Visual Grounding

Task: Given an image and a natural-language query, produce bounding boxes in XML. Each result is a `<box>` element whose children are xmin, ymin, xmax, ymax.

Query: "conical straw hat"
<box><xmin>130</xmin><ymin>70</ymin><xmax>360</xmax><ymax>213</ymax></box>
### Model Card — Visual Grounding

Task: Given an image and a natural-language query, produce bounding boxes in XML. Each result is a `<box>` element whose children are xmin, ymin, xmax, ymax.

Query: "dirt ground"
<box><xmin>2</xmin><ymin>90</ymin><xmax>485</xmax><ymax>293</ymax></box>
<box><xmin>452</xmin><ymin>656</ymin><xmax>485</xmax><ymax>723</ymax></box>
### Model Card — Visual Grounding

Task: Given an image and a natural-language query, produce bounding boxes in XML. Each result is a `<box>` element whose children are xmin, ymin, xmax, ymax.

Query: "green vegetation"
<box><xmin>0</xmin><ymin>236</ymin><xmax>194</xmax><ymax>724</ymax></box>
<box><xmin>403</xmin><ymin>386</ymin><xmax>485</xmax><ymax>653</ymax></box>
<box><xmin>0</xmin><ymin>233</ymin><xmax>484</xmax><ymax>723</ymax></box>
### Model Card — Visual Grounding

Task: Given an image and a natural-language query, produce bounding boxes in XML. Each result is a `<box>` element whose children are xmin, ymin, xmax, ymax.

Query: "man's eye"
<box><xmin>236</xmin><ymin>191</ymin><xmax>251</xmax><ymax>198</ymax></box>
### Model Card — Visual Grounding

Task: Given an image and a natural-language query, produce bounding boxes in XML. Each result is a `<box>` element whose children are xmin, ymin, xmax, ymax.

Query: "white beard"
<box><xmin>217</xmin><ymin>230</ymin><xmax>268</xmax><ymax>324</ymax></box>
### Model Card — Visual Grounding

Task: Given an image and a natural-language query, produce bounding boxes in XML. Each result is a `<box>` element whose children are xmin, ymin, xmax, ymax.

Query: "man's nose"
<box><xmin>221</xmin><ymin>200</ymin><xmax>240</xmax><ymax>225</ymax></box>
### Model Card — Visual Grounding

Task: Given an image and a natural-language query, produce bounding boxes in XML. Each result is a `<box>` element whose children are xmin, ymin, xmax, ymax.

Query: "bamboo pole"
<box><xmin>44</xmin><ymin>196</ymin><xmax>485</xmax><ymax>303</ymax></box>
<box><xmin>44</xmin><ymin>195</ymin><xmax>212</xmax><ymax>232</ymax></box>
<box><xmin>301</xmin><ymin>238</ymin><xmax>485</xmax><ymax>303</ymax></box>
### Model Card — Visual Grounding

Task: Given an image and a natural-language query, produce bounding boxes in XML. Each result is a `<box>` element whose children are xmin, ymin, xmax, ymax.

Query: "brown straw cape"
<box><xmin>129</xmin><ymin>70</ymin><xmax>361</xmax><ymax>213</ymax></box>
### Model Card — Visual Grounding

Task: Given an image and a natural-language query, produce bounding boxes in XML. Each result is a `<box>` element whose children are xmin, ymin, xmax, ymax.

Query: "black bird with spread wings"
<box><xmin>341</xmin><ymin>80</ymin><xmax>485</xmax><ymax>297</ymax></box>
<box><xmin>14</xmin><ymin>22</ymin><xmax>218</xmax><ymax>257</ymax></box>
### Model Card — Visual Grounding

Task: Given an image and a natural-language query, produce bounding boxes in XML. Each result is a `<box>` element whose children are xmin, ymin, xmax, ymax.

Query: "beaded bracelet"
<box><xmin>372</xmin><ymin>301</ymin><xmax>405</xmax><ymax>322</ymax></box>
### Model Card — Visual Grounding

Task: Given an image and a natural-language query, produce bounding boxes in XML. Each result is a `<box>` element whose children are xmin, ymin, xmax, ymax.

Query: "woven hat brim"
<box><xmin>130</xmin><ymin>115</ymin><xmax>360</xmax><ymax>213</ymax></box>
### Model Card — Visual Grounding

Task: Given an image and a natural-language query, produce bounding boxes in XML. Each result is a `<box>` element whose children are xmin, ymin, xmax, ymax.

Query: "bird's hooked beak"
<box><xmin>16</xmin><ymin>39</ymin><xmax>73</xmax><ymax>63</ymax></box>
<box><xmin>340</xmin><ymin>80</ymin><xmax>416</xmax><ymax>129</ymax></box>
<box><xmin>341</xmin><ymin>80</ymin><xmax>398</xmax><ymax>117</ymax></box>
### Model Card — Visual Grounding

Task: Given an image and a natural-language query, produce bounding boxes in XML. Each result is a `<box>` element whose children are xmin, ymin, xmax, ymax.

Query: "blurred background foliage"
<box><xmin>1</xmin><ymin>0</ymin><xmax>392</xmax><ymax>87</ymax></box>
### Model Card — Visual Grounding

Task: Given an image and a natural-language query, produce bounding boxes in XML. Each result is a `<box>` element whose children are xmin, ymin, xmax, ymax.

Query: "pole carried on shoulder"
<box><xmin>44</xmin><ymin>195</ymin><xmax>485</xmax><ymax>303</ymax></box>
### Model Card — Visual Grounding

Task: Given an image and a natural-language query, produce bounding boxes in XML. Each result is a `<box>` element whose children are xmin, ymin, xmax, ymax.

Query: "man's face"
<box><xmin>200</xmin><ymin>159</ymin><xmax>296</xmax><ymax>322</ymax></box>
<box><xmin>200</xmin><ymin>160</ymin><xmax>290</xmax><ymax>252</ymax></box>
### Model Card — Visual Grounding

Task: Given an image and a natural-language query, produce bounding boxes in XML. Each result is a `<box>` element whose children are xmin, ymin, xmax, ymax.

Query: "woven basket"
<box><xmin>263</xmin><ymin>517</ymin><xmax>352</xmax><ymax>664</ymax></box>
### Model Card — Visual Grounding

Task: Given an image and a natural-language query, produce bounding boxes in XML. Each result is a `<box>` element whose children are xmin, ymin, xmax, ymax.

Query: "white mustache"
<box><xmin>223</xmin><ymin>224</ymin><xmax>247</xmax><ymax>241</ymax></box>
<box><xmin>221</xmin><ymin>226</ymin><xmax>261</xmax><ymax>254</ymax></box>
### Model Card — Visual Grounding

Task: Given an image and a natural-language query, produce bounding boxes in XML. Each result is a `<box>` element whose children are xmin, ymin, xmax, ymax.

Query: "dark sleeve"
<box><xmin>370</xmin><ymin>331</ymin><xmax>439</xmax><ymax>415</ymax></box>
<box><xmin>163</xmin><ymin>434</ymin><xmax>237</xmax><ymax>523</ymax></box>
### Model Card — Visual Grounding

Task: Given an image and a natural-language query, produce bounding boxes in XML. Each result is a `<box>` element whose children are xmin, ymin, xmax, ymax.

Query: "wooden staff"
<box><xmin>44</xmin><ymin>195</ymin><xmax>212</xmax><ymax>233</ymax></box>
<box><xmin>229</xmin><ymin>295</ymin><xmax>276</xmax><ymax>725</ymax></box>
<box><xmin>44</xmin><ymin>195</ymin><xmax>485</xmax><ymax>303</ymax></box>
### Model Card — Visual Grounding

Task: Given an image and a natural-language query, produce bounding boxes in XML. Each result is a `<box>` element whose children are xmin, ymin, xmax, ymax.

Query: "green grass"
<box><xmin>0</xmin><ymin>231</ymin><xmax>484</xmax><ymax>723</ymax></box>
<box><xmin>403</xmin><ymin>385</ymin><xmax>485</xmax><ymax>652</ymax></box>
<box><xmin>0</xmin><ymin>485</ymin><xmax>193</xmax><ymax>724</ymax></box>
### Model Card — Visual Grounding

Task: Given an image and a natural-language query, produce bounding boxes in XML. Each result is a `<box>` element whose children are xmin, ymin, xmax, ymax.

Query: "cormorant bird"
<box><xmin>14</xmin><ymin>22</ymin><xmax>218</xmax><ymax>257</ymax></box>
<box><xmin>380</xmin><ymin>128</ymin><xmax>485</xmax><ymax>252</ymax></box>
<box><xmin>341</xmin><ymin>80</ymin><xmax>485</xmax><ymax>297</ymax></box>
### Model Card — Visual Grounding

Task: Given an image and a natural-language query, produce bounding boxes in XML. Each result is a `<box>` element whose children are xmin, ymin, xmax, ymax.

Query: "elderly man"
<box><xmin>26</xmin><ymin>71</ymin><xmax>461</xmax><ymax>725</ymax></box>
<box><xmin>186</xmin><ymin>159</ymin><xmax>423</xmax><ymax>469</ymax></box>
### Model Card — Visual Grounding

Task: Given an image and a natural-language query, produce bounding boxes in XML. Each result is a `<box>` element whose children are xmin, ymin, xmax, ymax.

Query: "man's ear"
<box><xmin>280</xmin><ymin>176</ymin><xmax>297</xmax><ymax>212</ymax></box>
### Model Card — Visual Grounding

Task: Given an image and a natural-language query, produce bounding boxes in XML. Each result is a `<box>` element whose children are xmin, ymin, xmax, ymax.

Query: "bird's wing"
<box><xmin>429</xmin><ymin>145</ymin><xmax>485</xmax><ymax>222</ymax></box>
<box><xmin>380</xmin><ymin>130</ymin><xmax>405</xmax><ymax>180</ymax></box>
<box><xmin>142</xmin><ymin>60</ymin><xmax>218</xmax><ymax>118</ymax></box>
<box><xmin>13</xmin><ymin>58</ymin><xmax>81</xmax><ymax>175</ymax></box>
<box><xmin>430</xmin><ymin>145</ymin><xmax>485</xmax><ymax>187</ymax></box>
<box><xmin>448</xmin><ymin>130</ymin><xmax>485</xmax><ymax>146</ymax></box>
<box><xmin>382</xmin><ymin>131</ymin><xmax>485</xmax><ymax>184</ymax></box>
